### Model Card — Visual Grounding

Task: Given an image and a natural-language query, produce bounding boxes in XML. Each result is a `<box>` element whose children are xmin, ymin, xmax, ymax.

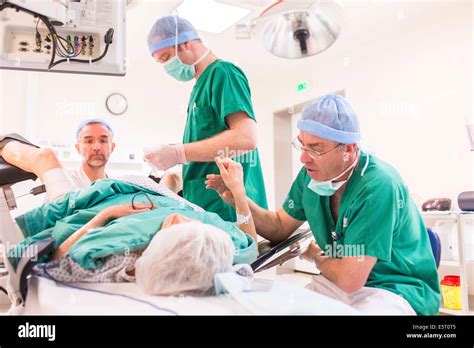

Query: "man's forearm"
<box><xmin>315</xmin><ymin>257</ymin><xmax>341</xmax><ymax>283</ymax></box>
<box><xmin>184</xmin><ymin>129</ymin><xmax>255</xmax><ymax>162</ymax></box>
<box><xmin>246</xmin><ymin>198</ymin><xmax>290</xmax><ymax>243</ymax></box>
<box><xmin>315</xmin><ymin>256</ymin><xmax>365</xmax><ymax>293</ymax></box>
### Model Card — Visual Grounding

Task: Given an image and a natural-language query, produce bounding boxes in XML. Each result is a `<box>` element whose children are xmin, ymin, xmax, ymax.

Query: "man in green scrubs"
<box><xmin>144</xmin><ymin>16</ymin><xmax>267</xmax><ymax>222</ymax></box>
<box><xmin>207</xmin><ymin>94</ymin><xmax>440</xmax><ymax>315</ymax></box>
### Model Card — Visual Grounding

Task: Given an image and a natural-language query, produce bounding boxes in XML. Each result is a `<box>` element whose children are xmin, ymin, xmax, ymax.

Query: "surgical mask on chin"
<box><xmin>163</xmin><ymin>48</ymin><xmax>210</xmax><ymax>82</ymax></box>
<box><xmin>307</xmin><ymin>152</ymin><xmax>359</xmax><ymax>196</ymax></box>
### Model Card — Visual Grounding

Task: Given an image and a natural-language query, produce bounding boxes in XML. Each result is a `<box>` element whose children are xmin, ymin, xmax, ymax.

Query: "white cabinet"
<box><xmin>422</xmin><ymin>212</ymin><xmax>474</xmax><ymax>315</ymax></box>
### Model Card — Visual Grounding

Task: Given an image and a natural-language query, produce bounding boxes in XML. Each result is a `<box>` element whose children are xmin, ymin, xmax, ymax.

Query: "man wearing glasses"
<box><xmin>206</xmin><ymin>94</ymin><xmax>440</xmax><ymax>315</ymax></box>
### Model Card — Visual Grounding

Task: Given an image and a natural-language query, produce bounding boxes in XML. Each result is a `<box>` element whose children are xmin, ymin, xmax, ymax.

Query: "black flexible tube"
<box><xmin>49</xmin><ymin>28</ymin><xmax>114</xmax><ymax>69</ymax></box>
<box><xmin>0</xmin><ymin>2</ymin><xmax>58</xmax><ymax>69</ymax></box>
<box><xmin>0</xmin><ymin>3</ymin><xmax>113</xmax><ymax>70</ymax></box>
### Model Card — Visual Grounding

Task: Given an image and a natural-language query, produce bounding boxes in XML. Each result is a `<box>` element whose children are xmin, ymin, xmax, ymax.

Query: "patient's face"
<box><xmin>161</xmin><ymin>213</ymin><xmax>194</xmax><ymax>230</ymax></box>
<box><xmin>76</xmin><ymin>123</ymin><xmax>115</xmax><ymax>168</ymax></box>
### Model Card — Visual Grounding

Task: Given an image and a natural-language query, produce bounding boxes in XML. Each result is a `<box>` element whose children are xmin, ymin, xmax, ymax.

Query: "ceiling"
<box><xmin>128</xmin><ymin>0</ymin><xmax>471</xmax><ymax>51</ymax></box>
<box><xmin>126</xmin><ymin>0</ymin><xmax>472</xmax><ymax>78</ymax></box>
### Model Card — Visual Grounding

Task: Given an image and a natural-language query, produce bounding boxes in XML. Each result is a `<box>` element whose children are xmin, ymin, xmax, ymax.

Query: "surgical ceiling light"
<box><xmin>174</xmin><ymin>0</ymin><xmax>251</xmax><ymax>33</ymax></box>
<box><xmin>263</xmin><ymin>7</ymin><xmax>340</xmax><ymax>58</ymax></box>
<box><xmin>237</xmin><ymin>0</ymin><xmax>343</xmax><ymax>59</ymax></box>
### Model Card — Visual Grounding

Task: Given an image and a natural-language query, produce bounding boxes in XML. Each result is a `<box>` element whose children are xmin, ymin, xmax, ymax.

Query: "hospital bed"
<box><xmin>0</xmin><ymin>158</ymin><xmax>357</xmax><ymax>315</ymax></box>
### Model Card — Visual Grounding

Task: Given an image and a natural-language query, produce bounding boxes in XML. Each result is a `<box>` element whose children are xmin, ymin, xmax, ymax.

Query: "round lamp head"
<box><xmin>263</xmin><ymin>9</ymin><xmax>340</xmax><ymax>59</ymax></box>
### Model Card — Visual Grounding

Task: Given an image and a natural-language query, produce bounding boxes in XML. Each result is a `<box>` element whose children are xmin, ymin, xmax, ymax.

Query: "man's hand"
<box><xmin>143</xmin><ymin>144</ymin><xmax>187</xmax><ymax>170</ymax></box>
<box><xmin>213</xmin><ymin>157</ymin><xmax>246</xmax><ymax>197</ymax></box>
<box><xmin>300</xmin><ymin>240</ymin><xmax>326</xmax><ymax>267</ymax></box>
<box><xmin>300</xmin><ymin>241</ymin><xmax>378</xmax><ymax>293</ymax></box>
<box><xmin>205</xmin><ymin>173</ymin><xmax>235</xmax><ymax>206</ymax></box>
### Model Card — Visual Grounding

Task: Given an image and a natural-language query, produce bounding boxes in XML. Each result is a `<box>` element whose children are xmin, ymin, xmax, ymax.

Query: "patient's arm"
<box><xmin>214</xmin><ymin>157</ymin><xmax>257</xmax><ymax>242</ymax></box>
<box><xmin>52</xmin><ymin>203</ymin><xmax>152</xmax><ymax>259</ymax></box>
<box><xmin>206</xmin><ymin>159</ymin><xmax>303</xmax><ymax>243</ymax></box>
<box><xmin>234</xmin><ymin>193</ymin><xmax>257</xmax><ymax>243</ymax></box>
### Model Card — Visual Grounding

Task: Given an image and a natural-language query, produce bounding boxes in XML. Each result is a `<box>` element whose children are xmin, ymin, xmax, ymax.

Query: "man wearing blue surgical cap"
<box><xmin>207</xmin><ymin>94</ymin><xmax>440</xmax><ymax>315</ymax></box>
<box><xmin>144</xmin><ymin>15</ymin><xmax>268</xmax><ymax>222</ymax></box>
<box><xmin>72</xmin><ymin>118</ymin><xmax>115</xmax><ymax>187</ymax></box>
<box><xmin>73</xmin><ymin>119</ymin><xmax>181</xmax><ymax>194</ymax></box>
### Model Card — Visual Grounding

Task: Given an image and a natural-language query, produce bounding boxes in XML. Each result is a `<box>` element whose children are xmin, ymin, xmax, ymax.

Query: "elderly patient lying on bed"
<box><xmin>1</xmin><ymin>134</ymin><xmax>257</xmax><ymax>296</ymax></box>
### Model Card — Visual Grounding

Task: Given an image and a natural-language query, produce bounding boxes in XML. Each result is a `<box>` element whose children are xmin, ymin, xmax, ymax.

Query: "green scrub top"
<box><xmin>282</xmin><ymin>151</ymin><xmax>441</xmax><ymax>315</ymax></box>
<box><xmin>182</xmin><ymin>60</ymin><xmax>268</xmax><ymax>222</ymax></box>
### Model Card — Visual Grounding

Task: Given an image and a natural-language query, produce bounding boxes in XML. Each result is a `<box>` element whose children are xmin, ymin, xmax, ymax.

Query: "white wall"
<box><xmin>1</xmin><ymin>0</ymin><xmax>472</xmax><ymax>212</ymax></box>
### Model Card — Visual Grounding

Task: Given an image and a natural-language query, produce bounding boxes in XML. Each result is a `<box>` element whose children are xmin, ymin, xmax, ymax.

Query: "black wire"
<box><xmin>131</xmin><ymin>192</ymin><xmax>157</xmax><ymax>210</ymax></box>
<box><xmin>49</xmin><ymin>29</ymin><xmax>113</xmax><ymax>69</ymax></box>
<box><xmin>0</xmin><ymin>2</ymin><xmax>112</xmax><ymax>70</ymax></box>
<box><xmin>49</xmin><ymin>43</ymin><xmax>109</xmax><ymax>68</ymax></box>
<box><xmin>56</xmin><ymin>34</ymin><xmax>73</xmax><ymax>54</ymax></box>
<box><xmin>0</xmin><ymin>2</ymin><xmax>58</xmax><ymax>70</ymax></box>
<box><xmin>33</xmin><ymin>15</ymin><xmax>58</xmax><ymax>68</ymax></box>
<box><xmin>54</xmin><ymin>34</ymin><xmax>78</xmax><ymax>58</ymax></box>
<box><xmin>55</xmin><ymin>42</ymin><xmax>75</xmax><ymax>58</ymax></box>
<box><xmin>55</xmin><ymin>48</ymin><xmax>66</xmax><ymax>58</ymax></box>
<box><xmin>57</xmin><ymin>34</ymin><xmax>68</xmax><ymax>42</ymax></box>
<box><xmin>42</xmin><ymin>18</ymin><xmax>57</xmax><ymax>69</ymax></box>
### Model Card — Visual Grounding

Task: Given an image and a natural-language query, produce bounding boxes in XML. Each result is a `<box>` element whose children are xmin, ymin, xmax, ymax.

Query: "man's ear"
<box><xmin>182</xmin><ymin>40</ymin><xmax>194</xmax><ymax>51</ymax></box>
<box><xmin>75</xmin><ymin>143</ymin><xmax>80</xmax><ymax>154</ymax></box>
<box><xmin>111</xmin><ymin>142</ymin><xmax>116</xmax><ymax>153</ymax></box>
<box><xmin>344</xmin><ymin>144</ymin><xmax>356</xmax><ymax>154</ymax></box>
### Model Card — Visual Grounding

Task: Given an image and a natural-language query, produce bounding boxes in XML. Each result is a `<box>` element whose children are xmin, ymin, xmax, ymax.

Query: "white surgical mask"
<box><xmin>307</xmin><ymin>151</ymin><xmax>360</xmax><ymax>196</ymax></box>
<box><xmin>163</xmin><ymin>16</ymin><xmax>210</xmax><ymax>81</ymax></box>
<box><xmin>163</xmin><ymin>48</ymin><xmax>210</xmax><ymax>81</ymax></box>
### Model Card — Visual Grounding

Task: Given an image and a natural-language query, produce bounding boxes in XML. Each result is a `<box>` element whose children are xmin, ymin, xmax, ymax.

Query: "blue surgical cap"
<box><xmin>147</xmin><ymin>16</ymin><xmax>200</xmax><ymax>56</ymax></box>
<box><xmin>76</xmin><ymin>118</ymin><xmax>114</xmax><ymax>139</ymax></box>
<box><xmin>297</xmin><ymin>94</ymin><xmax>360</xmax><ymax>144</ymax></box>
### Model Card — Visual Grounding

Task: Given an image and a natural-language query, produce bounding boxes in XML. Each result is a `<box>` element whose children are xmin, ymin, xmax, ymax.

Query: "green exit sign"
<box><xmin>297</xmin><ymin>81</ymin><xmax>309</xmax><ymax>93</ymax></box>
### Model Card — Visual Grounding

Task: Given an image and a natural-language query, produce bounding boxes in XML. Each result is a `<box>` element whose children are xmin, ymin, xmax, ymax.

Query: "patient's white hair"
<box><xmin>135</xmin><ymin>220</ymin><xmax>235</xmax><ymax>296</ymax></box>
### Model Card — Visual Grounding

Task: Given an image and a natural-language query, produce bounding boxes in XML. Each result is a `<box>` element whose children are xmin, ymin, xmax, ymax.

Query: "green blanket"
<box><xmin>12</xmin><ymin>179</ymin><xmax>257</xmax><ymax>269</ymax></box>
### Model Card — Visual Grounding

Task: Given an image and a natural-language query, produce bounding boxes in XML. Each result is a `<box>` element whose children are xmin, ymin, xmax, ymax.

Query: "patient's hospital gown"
<box><xmin>33</xmin><ymin>250</ymin><xmax>141</xmax><ymax>283</ymax></box>
<box><xmin>11</xmin><ymin>177</ymin><xmax>257</xmax><ymax>274</ymax></box>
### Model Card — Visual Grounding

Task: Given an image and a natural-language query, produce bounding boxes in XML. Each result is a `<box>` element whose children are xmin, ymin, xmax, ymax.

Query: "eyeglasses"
<box><xmin>291</xmin><ymin>137</ymin><xmax>342</xmax><ymax>159</ymax></box>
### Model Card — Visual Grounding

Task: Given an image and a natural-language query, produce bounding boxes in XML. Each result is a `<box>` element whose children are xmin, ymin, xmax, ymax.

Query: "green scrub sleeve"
<box><xmin>210</xmin><ymin>64</ymin><xmax>256</xmax><ymax>128</ymax></box>
<box><xmin>282</xmin><ymin>167</ymin><xmax>307</xmax><ymax>222</ymax></box>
